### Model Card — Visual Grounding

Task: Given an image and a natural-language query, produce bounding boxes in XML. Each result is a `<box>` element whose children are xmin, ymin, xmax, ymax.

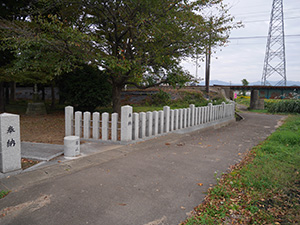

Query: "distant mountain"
<box><xmin>197</xmin><ymin>80</ymin><xmax>300</xmax><ymax>86</ymax></box>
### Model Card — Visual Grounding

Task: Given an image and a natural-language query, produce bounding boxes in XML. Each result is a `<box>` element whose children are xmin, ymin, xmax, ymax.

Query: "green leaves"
<box><xmin>0</xmin><ymin>0</ymin><xmax>239</xmax><ymax>111</ymax></box>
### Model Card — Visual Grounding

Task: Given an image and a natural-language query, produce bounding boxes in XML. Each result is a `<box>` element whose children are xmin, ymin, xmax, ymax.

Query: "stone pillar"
<box><xmin>139</xmin><ymin>112</ymin><xmax>146</xmax><ymax>138</ymax></box>
<box><xmin>121</xmin><ymin>105</ymin><xmax>133</xmax><ymax>142</ymax></box>
<box><xmin>250</xmin><ymin>90</ymin><xmax>264</xmax><ymax>110</ymax></box>
<box><xmin>0</xmin><ymin>113</ymin><xmax>21</xmax><ymax>173</ymax></box>
<box><xmin>174</xmin><ymin>109</ymin><xmax>179</xmax><ymax>130</ymax></box>
<box><xmin>195</xmin><ymin>107</ymin><xmax>199</xmax><ymax>125</ymax></box>
<box><xmin>132</xmin><ymin>113</ymin><xmax>139</xmax><ymax>140</ymax></box>
<box><xmin>205</xmin><ymin>107</ymin><xmax>209</xmax><ymax>123</ymax></box>
<box><xmin>208</xmin><ymin>103</ymin><xmax>213</xmax><ymax>122</ymax></box>
<box><xmin>92</xmin><ymin>112</ymin><xmax>100</xmax><ymax>139</ymax></box>
<box><xmin>183</xmin><ymin>109</ymin><xmax>187</xmax><ymax>128</ymax></box>
<box><xmin>83</xmin><ymin>112</ymin><xmax>91</xmax><ymax>139</ymax></box>
<box><xmin>75</xmin><ymin>111</ymin><xmax>82</xmax><ymax>138</ymax></box>
<box><xmin>152</xmin><ymin>111</ymin><xmax>158</xmax><ymax>136</ymax></box>
<box><xmin>146</xmin><ymin>112</ymin><xmax>152</xmax><ymax>137</ymax></box>
<box><xmin>111</xmin><ymin>113</ymin><xmax>118</xmax><ymax>141</ymax></box>
<box><xmin>198</xmin><ymin>107</ymin><xmax>202</xmax><ymax>124</ymax></box>
<box><xmin>190</xmin><ymin>104</ymin><xmax>195</xmax><ymax>126</ymax></box>
<box><xmin>222</xmin><ymin>102</ymin><xmax>226</xmax><ymax>119</ymax></box>
<box><xmin>158</xmin><ymin>110</ymin><xmax>164</xmax><ymax>134</ymax></box>
<box><xmin>102</xmin><ymin>113</ymin><xmax>109</xmax><ymax>141</ymax></box>
<box><xmin>178</xmin><ymin>109</ymin><xmax>183</xmax><ymax>129</ymax></box>
<box><xmin>187</xmin><ymin>108</ymin><xmax>191</xmax><ymax>127</ymax></box>
<box><xmin>170</xmin><ymin>110</ymin><xmax>174</xmax><ymax>132</ymax></box>
<box><xmin>65</xmin><ymin>106</ymin><xmax>74</xmax><ymax>136</ymax></box>
<box><xmin>163</xmin><ymin>106</ymin><xmax>170</xmax><ymax>133</ymax></box>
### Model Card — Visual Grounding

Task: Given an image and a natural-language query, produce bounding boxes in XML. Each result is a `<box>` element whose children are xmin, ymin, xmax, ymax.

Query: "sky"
<box><xmin>181</xmin><ymin>0</ymin><xmax>300</xmax><ymax>85</ymax></box>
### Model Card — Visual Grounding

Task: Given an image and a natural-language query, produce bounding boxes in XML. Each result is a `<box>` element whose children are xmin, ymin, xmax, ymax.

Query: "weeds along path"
<box><xmin>183</xmin><ymin>114</ymin><xmax>300</xmax><ymax>224</ymax></box>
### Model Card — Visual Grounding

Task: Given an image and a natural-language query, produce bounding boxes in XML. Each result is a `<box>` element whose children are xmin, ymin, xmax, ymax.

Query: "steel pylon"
<box><xmin>261</xmin><ymin>0</ymin><xmax>287</xmax><ymax>86</ymax></box>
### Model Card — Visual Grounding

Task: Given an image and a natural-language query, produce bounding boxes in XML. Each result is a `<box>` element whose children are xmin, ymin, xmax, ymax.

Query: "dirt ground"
<box><xmin>20</xmin><ymin>112</ymin><xmax>65</xmax><ymax>145</ymax></box>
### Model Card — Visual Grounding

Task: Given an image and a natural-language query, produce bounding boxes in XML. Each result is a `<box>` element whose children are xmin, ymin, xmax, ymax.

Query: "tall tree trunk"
<box><xmin>205</xmin><ymin>42</ymin><xmax>211</xmax><ymax>95</ymax></box>
<box><xmin>10</xmin><ymin>82</ymin><xmax>16</xmax><ymax>102</ymax></box>
<box><xmin>0</xmin><ymin>82</ymin><xmax>5</xmax><ymax>112</ymax></box>
<box><xmin>112</xmin><ymin>84</ymin><xmax>123</xmax><ymax>114</ymax></box>
<box><xmin>5</xmin><ymin>82</ymin><xmax>9</xmax><ymax>105</ymax></box>
<box><xmin>51</xmin><ymin>83</ymin><xmax>55</xmax><ymax>109</ymax></box>
<box><xmin>41</xmin><ymin>85</ymin><xmax>45</xmax><ymax>101</ymax></box>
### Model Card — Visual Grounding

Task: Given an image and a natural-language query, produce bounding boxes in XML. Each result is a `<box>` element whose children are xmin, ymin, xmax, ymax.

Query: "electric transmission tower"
<box><xmin>261</xmin><ymin>0</ymin><xmax>287</xmax><ymax>86</ymax></box>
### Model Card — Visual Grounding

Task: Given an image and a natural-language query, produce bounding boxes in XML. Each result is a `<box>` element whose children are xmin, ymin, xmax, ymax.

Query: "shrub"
<box><xmin>266</xmin><ymin>100</ymin><xmax>300</xmax><ymax>113</ymax></box>
<box><xmin>151</xmin><ymin>89</ymin><xmax>171</xmax><ymax>106</ymax></box>
<box><xmin>58</xmin><ymin>64</ymin><xmax>112</xmax><ymax>111</ymax></box>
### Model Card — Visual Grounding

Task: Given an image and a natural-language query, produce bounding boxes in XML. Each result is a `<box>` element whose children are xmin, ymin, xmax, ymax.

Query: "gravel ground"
<box><xmin>20</xmin><ymin>112</ymin><xmax>65</xmax><ymax>145</ymax></box>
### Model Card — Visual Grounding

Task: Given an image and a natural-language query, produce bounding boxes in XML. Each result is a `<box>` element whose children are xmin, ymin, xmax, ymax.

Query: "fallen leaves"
<box><xmin>21</xmin><ymin>158</ymin><xmax>39</xmax><ymax>170</ymax></box>
<box><xmin>197</xmin><ymin>183</ymin><xmax>203</xmax><ymax>186</ymax></box>
<box><xmin>20</xmin><ymin>112</ymin><xmax>65</xmax><ymax>145</ymax></box>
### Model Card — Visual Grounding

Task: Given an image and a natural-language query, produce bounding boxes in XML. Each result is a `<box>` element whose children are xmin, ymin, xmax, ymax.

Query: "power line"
<box><xmin>228</xmin><ymin>41</ymin><xmax>300</xmax><ymax>46</ymax></box>
<box><xmin>242</xmin><ymin>16</ymin><xmax>300</xmax><ymax>23</ymax></box>
<box><xmin>229</xmin><ymin>34</ymin><xmax>300</xmax><ymax>40</ymax></box>
<box><xmin>233</xmin><ymin>8</ymin><xmax>300</xmax><ymax>17</ymax></box>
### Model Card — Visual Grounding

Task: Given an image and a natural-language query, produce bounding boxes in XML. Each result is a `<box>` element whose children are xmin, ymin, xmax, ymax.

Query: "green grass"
<box><xmin>235</xmin><ymin>96</ymin><xmax>250</xmax><ymax>107</ymax></box>
<box><xmin>0</xmin><ymin>190</ymin><xmax>10</xmax><ymax>199</ymax></box>
<box><xmin>248</xmin><ymin>109</ymin><xmax>268</xmax><ymax>113</ymax></box>
<box><xmin>182</xmin><ymin>115</ymin><xmax>300</xmax><ymax>224</ymax></box>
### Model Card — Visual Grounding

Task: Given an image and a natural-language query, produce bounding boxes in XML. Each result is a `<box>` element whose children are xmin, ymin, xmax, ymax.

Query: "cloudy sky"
<box><xmin>181</xmin><ymin>0</ymin><xmax>300</xmax><ymax>85</ymax></box>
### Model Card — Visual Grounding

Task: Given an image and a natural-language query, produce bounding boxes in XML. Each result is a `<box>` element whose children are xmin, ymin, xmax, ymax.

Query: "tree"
<box><xmin>58</xmin><ymin>64</ymin><xmax>112</xmax><ymax>111</ymax></box>
<box><xmin>241</xmin><ymin>78</ymin><xmax>249</xmax><ymax>96</ymax></box>
<box><xmin>0</xmin><ymin>0</ymin><xmax>34</xmax><ymax>111</ymax></box>
<box><xmin>1</xmin><ymin>0</ymin><xmax>238</xmax><ymax>113</ymax></box>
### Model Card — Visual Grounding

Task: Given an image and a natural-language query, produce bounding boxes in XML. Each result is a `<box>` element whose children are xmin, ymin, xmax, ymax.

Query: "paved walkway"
<box><xmin>0</xmin><ymin>112</ymin><xmax>285</xmax><ymax>225</ymax></box>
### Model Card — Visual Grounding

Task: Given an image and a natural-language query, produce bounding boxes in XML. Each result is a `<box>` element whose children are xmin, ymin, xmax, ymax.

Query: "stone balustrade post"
<box><xmin>65</xmin><ymin>106</ymin><xmax>74</xmax><ymax>136</ymax></box>
<box><xmin>121</xmin><ymin>105</ymin><xmax>133</xmax><ymax>142</ymax></box>
<box><xmin>163</xmin><ymin>106</ymin><xmax>170</xmax><ymax>133</ymax></box>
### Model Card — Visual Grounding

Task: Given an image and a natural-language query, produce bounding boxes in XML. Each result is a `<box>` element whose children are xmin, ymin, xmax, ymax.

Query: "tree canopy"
<box><xmin>0</xmin><ymin>0</ymin><xmax>239</xmax><ymax>113</ymax></box>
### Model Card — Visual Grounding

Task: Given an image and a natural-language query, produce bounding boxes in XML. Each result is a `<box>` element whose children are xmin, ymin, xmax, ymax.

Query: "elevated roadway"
<box><xmin>213</xmin><ymin>85</ymin><xmax>300</xmax><ymax>99</ymax></box>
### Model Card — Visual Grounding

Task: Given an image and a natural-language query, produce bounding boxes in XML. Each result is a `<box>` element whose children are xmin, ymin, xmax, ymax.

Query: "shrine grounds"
<box><xmin>1</xmin><ymin>111</ymin><xmax>299</xmax><ymax>224</ymax></box>
<box><xmin>0</xmin><ymin>97</ymin><xmax>300</xmax><ymax>224</ymax></box>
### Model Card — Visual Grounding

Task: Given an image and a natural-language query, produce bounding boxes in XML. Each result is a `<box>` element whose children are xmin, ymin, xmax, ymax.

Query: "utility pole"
<box><xmin>205</xmin><ymin>18</ymin><xmax>213</xmax><ymax>94</ymax></box>
<box><xmin>195</xmin><ymin>55</ymin><xmax>198</xmax><ymax>81</ymax></box>
<box><xmin>261</xmin><ymin>0</ymin><xmax>287</xmax><ymax>86</ymax></box>
<box><xmin>205</xmin><ymin>39</ymin><xmax>211</xmax><ymax>94</ymax></box>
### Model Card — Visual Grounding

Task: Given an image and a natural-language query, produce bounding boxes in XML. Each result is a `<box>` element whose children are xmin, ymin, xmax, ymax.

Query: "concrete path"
<box><xmin>0</xmin><ymin>112</ymin><xmax>285</xmax><ymax>225</ymax></box>
<box><xmin>21</xmin><ymin>142</ymin><xmax>64</xmax><ymax>161</ymax></box>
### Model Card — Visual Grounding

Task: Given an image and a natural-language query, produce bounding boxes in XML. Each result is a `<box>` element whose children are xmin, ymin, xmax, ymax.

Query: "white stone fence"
<box><xmin>65</xmin><ymin>102</ymin><xmax>235</xmax><ymax>143</ymax></box>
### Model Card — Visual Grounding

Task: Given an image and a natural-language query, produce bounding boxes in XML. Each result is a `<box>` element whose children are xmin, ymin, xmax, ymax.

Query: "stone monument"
<box><xmin>0</xmin><ymin>113</ymin><xmax>21</xmax><ymax>173</ymax></box>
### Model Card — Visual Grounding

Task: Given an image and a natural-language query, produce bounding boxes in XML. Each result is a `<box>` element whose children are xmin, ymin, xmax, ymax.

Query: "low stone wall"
<box><xmin>65</xmin><ymin>102</ymin><xmax>236</xmax><ymax>144</ymax></box>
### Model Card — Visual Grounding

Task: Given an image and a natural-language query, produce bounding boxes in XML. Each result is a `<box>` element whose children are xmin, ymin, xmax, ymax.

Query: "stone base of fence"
<box><xmin>78</xmin><ymin>117</ymin><xmax>236</xmax><ymax>145</ymax></box>
<box><xmin>173</xmin><ymin>116</ymin><xmax>235</xmax><ymax>134</ymax></box>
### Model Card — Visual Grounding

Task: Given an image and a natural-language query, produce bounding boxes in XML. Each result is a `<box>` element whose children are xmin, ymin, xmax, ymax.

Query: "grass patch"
<box><xmin>235</xmin><ymin>96</ymin><xmax>250</xmax><ymax>107</ymax></box>
<box><xmin>182</xmin><ymin>115</ymin><xmax>300</xmax><ymax>224</ymax></box>
<box><xmin>0</xmin><ymin>190</ymin><xmax>10</xmax><ymax>199</ymax></box>
<box><xmin>248</xmin><ymin>109</ymin><xmax>269</xmax><ymax>113</ymax></box>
